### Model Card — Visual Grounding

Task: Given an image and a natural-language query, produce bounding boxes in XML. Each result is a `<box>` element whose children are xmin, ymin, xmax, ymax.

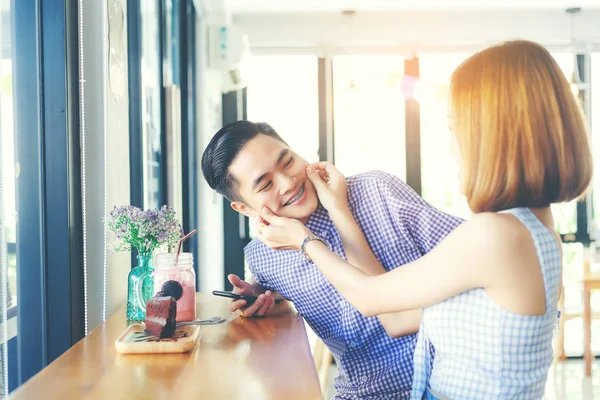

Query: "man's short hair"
<box><xmin>201</xmin><ymin>121</ymin><xmax>287</xmax><ymax>202</ymax></box>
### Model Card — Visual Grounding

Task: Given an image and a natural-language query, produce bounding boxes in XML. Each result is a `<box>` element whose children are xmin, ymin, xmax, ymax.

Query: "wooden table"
<box><xmin>9</xmin><ymin>293</ymin><xmax>322</xmax><ymax>399</ymax></box>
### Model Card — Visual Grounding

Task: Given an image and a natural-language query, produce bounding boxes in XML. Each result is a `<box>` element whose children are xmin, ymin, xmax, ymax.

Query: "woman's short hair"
<box><xmin>450</xmin><ymin>40</ymin><xmax>593</xmax><ymax>213</ymax></box>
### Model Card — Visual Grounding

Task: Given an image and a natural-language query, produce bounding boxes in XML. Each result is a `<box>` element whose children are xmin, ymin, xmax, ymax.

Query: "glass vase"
<box><xmin>126</xmin><ymin>254</ymin><xmax>155</xmax><ymax>321</ymax></box>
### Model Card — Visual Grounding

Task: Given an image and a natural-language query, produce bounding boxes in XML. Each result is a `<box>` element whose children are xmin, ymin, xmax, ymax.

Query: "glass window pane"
<box><xmin>550</xmin><ymin>202</ymin><xmax>578</xmax><ymax>235</ymax></box>
<box><xmin>1</xmin><ymin>0</ymin><xmax>18</xmax><ymax>394</ymax></box>
<box><xmin>592</xmin><ymin>53</ymin><xmax>600</xmax><ymax>236</ymax></box>
<box><xmin>141</xmin><ymin>0</ymin><xmax>162</xmax><ymax>209</ymax></box>
<box><xmin>419</xmin><ymin>53</ymin><xmax>471</xmax><ymax>220</ymax></box>
<box><xmin>333</xmin><ymin>55</ymin><xmax>406</xmax><ymax>180</ymax></box>
<box><xmin>247</xmin><ymin>55</ymin><xmax>319</xmax><ymax>163</ymax></box>
<box><xmin>552</xmin><ymin>52</ymin><xmax>575</xmax><ymax>80</ymax></box>
<box><xmin>551</xmin><ymin>52</ymin><xmax>578</xmax><ymax>235</ymax></box>
<box><xmin>1</xmin><ymin>45</ymin><xmax>16</xmax><ymax>309</ymax></box>
<box><xmin>560</xmin><ymin>243</ymin><xmax>590</xmax><ymax>357</ymax></box>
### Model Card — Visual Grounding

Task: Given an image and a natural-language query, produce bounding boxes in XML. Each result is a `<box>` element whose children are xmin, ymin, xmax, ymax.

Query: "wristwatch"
<box><xmin>300</xmin><ymin>235</ymin><xmax>327</xmax><ymax>262</ymax></box>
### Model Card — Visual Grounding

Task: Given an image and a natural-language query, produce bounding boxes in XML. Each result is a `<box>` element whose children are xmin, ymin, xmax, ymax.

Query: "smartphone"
<box><xmin>212</xmin><ymin>290</ymin><xmax>282</xmax><ymax>305</ymax></box>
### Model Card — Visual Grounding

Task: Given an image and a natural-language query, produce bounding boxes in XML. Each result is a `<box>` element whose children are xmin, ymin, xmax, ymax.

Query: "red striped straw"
<box><xmin>176</xmin><ymin>229</ymin><xmax>197</xmax><ymax>258</ymax></box>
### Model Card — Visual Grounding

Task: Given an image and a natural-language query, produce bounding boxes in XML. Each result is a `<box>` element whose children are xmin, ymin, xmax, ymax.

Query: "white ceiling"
<box><xmin>229</xmin><ymin>0</ymin><xmax>600</xmax><ymax>14</ymax></box>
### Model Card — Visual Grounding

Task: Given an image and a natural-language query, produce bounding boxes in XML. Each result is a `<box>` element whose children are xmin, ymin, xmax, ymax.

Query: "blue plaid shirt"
<box><xmin>245</xmin><ymin>171</ymin><xmax>464</xmax><ymax>399</ymax></box>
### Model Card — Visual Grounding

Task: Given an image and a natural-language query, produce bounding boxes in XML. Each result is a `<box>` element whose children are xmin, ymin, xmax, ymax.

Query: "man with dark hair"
<box><xmin>202</xmin><ymin>121</ymin><xmax>287</xmax><ymax>202</ymax></box>
<box><xmin>201</xmin><ymin>120</ymin><xmax>463</xmax><ymax>399</ymax></box>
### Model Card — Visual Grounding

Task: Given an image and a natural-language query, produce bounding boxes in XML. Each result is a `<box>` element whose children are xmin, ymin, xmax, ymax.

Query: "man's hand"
<box><xmin>306</xmin><ymin>163</ymin><xmax>349</xmax><ymax>216</ymax></box>
<box><xmin>228</xmin><ymin>274</ymin><xmax>276</xmax><ymax>317</ymax></box>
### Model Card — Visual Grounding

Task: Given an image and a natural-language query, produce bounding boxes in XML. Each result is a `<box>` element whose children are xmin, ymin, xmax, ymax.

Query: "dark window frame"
<box><xmin>8</xmin><ymin>0</ymin><xmax>83</xmax><ymax>392</ymax></box>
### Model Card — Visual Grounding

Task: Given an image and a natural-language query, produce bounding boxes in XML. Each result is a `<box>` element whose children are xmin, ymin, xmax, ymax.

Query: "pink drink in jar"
<box><xmin>153</xmin><ymin>253</ymin><xmax>196</xmax><ymax>321</ymax></box>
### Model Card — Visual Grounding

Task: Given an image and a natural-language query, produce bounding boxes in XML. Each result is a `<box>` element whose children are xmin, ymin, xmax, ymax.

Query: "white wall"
<box><xmin>105</xmin><ymin>0</ymin><xmax>131</xmax><ymax>322</ymax></box>
<box><xmin>234</xmin><ymin>9</ymin><xmax>600</xmax><ymax>54</ymax></box>
<box><xmin>83</xmin><ymin>0</ymin><xmax>130</xmax><ymax>332</ymax></box>
<box><xmin>196</xmin><ymin>10</ymin><xmax>227</xmax><ymax>292</ymax></box>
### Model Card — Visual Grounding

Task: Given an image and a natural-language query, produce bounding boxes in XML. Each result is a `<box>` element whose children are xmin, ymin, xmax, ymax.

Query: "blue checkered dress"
<box><xmin>411</xmin><ymin>208</ymin><xmax>561</xmax><ymax>399</ymax></box>
<box><xmin>245</xmin><ymin>171</ymin><xmax>464</xmax><ymax>399</ymax></box>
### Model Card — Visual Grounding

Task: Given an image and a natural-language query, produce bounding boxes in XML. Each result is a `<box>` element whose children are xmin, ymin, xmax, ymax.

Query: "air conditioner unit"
<box><xmin>207</xmin><ymin>25</ymin><xmax>250</xmax><ymax>93</ymax></box>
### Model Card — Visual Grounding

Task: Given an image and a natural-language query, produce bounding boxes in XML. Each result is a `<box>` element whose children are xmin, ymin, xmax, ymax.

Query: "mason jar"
<box><xmin>152</xmin><ymin>252</ymin><xmax>196</xmax><ymax>321</ymax></box>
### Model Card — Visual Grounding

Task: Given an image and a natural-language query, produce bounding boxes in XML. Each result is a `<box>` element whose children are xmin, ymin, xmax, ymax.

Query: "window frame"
<box><xmin>7</xmin><ymin>0</ymin><xmax>84</xmax><ymax>392</ymax></box>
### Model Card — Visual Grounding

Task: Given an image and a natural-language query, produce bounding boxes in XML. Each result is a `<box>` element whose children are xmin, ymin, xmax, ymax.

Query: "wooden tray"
<box><xmin>114</xmin><ymin>323</ymin><xmax>201</xmax><ymax>354</ymax></box>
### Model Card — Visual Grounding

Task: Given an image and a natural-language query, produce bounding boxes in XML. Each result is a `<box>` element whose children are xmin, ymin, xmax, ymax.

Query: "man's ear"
<box><xmin>231</xmin><ymin>201</ymin><xmax>256</xmax><ymax>218</ymax></box>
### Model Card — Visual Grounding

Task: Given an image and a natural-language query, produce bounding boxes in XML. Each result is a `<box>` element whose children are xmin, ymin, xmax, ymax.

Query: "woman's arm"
<box><xmin>329</xmin><ymin>207</ymin><xmax>422</xmax><ymax>336</ymax></box>
<box><xmin>301</xmin><ymin>214</ymin><xmax>503</xmax><ymax>316</ymax></box>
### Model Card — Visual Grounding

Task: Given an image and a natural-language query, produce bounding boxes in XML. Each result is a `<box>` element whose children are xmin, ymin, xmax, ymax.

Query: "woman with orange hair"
<box><xmin>255</xmin><ymin>40</ymin><xmax>593</xmax><ymax>399</ymax></box>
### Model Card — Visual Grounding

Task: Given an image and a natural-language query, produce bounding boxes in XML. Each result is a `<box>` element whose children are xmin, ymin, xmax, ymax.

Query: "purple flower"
<box><xmin>107</xmin><ymin>204</ymin><xmax>184</xmax><ymax>257</ymax></box>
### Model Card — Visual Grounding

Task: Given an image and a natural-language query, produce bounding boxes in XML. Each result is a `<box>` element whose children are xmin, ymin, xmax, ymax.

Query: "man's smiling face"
<box><xmin>228</xmin><ymin>134</ymin><xmax>318</xmax><ymax>223</ymax></box>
